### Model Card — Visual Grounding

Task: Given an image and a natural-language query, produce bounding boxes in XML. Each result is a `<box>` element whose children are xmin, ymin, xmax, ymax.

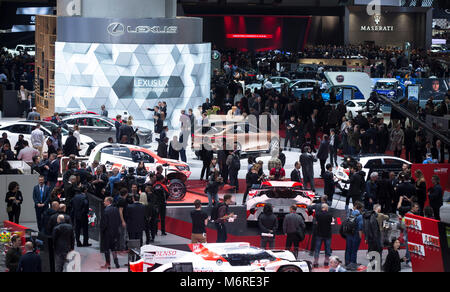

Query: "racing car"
<box><xmin>88</xmin><ymin>143</ymin><xmax>191</xmax><ymax>200</ymax></box>
<box><xmin>333</xmin><ymin>155</ymin><xmax>411</xmax><ymax>191</ymax></box>
<box><xmin>129</xmin><ymin>242</ymin><xmax>312</xmax><ymax>272</ymax></box>
<box><xmin>246</xmin><ymin>181</ymin><xmax>320</xmax><ymax>225</ymax></box>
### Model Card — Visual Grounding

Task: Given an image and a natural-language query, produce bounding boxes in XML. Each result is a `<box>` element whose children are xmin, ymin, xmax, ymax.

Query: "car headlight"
<box><xmin>389</xmin><ymin>91</ymin><xmax>395</xmax><ymax>96</ymax></box>
<box><xmin>176</xmin><ymin>165</ymin><xmax>190</xmax><ymax>171</ymax></box>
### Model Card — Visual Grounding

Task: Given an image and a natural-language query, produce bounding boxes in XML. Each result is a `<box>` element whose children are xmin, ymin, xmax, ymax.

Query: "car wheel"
<box><xmin>134</xmin><ymin>136</ymin><xmax>140</xmax><ymax>146</ymax></box>
<box><xmin>268</xmin><ymin>138</ymin><xmax>280</xmax><ymax>153</ymax></box>
<box><xmin>168</xmin><ymin>179</ymin><xmax>186</xmax><ymax>201</ymax></box>
<box><xmin>278</xmin><ymin>265</ymin><xmax>302</xmax><ymax>272</ymax></box>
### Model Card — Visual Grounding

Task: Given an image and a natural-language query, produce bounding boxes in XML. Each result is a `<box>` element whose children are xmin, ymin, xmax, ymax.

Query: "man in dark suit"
<box><xmin>17</xmin><ymin>242</ymin><xmax>41</xmax><ymax>272</ymax></box>
<box><xmin>100</xmin><ymin>197</ymin><xmax>121</xmax><ymax>269</ymax></box>
<box><xmin>33</xmin><ymin>175</ymin><xmax>51</xmax><ymax>231</ymax></box>
<box><xmin>63</xmin><ymin>131</ymin><xmax>79</xmax><ymax>156</ymax></box>
<box><xmin>299</xmin><ymin>146</ymin><xmax>317</xmax><ymax>191</ymax></box>
<box><xmin>119</xmin><ymin>120</ymin><xmax>134</xmax><ymax>144</ymax></box>
<box><xmin>47</xmin><ymin>153</ymin><xmax>59</xmax><ymax>192</ymax></box>
<box><xmin>431</xmin><ymin>140</ymin><xmax>445</xmax><ymax>163</ymax></box>
<box><xmin>323</xmin><ymin>164</ymin><xmax>335</xmax><ymax>206</ymax></box>
<box><xmin>157</xmin><ymin>137</ymin><xmax>169</xmax><ymax>158</ymax></box>
<box><xmin>71</xmin><ymin>185</ymin><xmax>91</xmax><ymax>247</ymax></box>
<box><xmin>154</xmin><ymin>114</ymin><xmax>164</xmax><ymax>135</ymax></box>
<box><xmin>52</xmin><ymin>215</ymin><xmax>75</xmax><ymax>272</ymax></box>
<box><xmin>115</xmin><ymin>115</ymin><xmax>122</xmax><ymax>143</ymax></box>
<box><xmin>125</xmin><ymin>194</ymin><xmax>146</xmax><ymax>246</ymax></box>
<box><xmin>290</xmin><ymin>161</ymin><xmax>302</xmax><ymax>183</ymax></box>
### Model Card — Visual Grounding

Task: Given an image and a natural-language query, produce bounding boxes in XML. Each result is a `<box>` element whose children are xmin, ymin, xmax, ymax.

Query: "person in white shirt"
<box><xmin>17</xmin><ymin>141</ymin><xmax>40</xmax><ymax>163</ymax></box>
<box><xmin>73</xmin><ymin>125</ymin><xmax>81</xmax><ymax>148</ymax></box>
<box><xmin>31</xmin><ymin>124</ymin><xmax>45</xmax><ymax>156</ymax></box>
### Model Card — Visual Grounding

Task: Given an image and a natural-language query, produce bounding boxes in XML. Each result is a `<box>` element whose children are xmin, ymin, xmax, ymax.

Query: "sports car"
<box><xmin>129</xmin><ymin>242</ymin><xmax>312</xmax><ymax>272</ymax></box>
<box><xmin>334</xmin><ymin>155</ymin><xmax>412</xmax><ymax>191</ymax></box>
<box><xmin>88</xmin><ymin>143</ymin><xmax>191</xmax><ymax>200</ymax></box>
<box><xmin>246</xmin><ymin>181</ymin><xmax>319</xmax><ymax>224</ymax></box>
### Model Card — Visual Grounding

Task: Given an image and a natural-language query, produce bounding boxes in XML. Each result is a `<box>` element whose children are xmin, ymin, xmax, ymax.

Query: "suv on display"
<box><xmin>88</xmin><ymin>143</ymin><xmax>191</xmax><ymax>201</ymax></box>
<box><xmin>373</xmin><ymin>79</ymin><xmax>404</xmax><ymax>101</ymax></box>
<box><xmin>192</xmin><ymin>117</ymin><xmax>279</xmax><ymax>157</ymax></box>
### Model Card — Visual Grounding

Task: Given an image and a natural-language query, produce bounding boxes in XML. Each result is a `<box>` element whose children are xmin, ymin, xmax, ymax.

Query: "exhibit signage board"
<box><xmin>405</xmin><ymin>213</ymin><xmax>445</xmax><ymax>272</ymax></box>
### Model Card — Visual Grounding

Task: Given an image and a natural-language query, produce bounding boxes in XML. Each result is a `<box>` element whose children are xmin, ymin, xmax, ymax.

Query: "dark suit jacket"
<box><xmin>33</xmin><ymin>184</ymin><xmax>50</xmax><ymax>208</ymax></box>
<box><xmin>323</xmin><ymin>171</ymin><xmax>335</xmax><ymax>196</ymax></box>
<box><xmin>47</xmin><ymin>159</ymin><xmax>60</xmax><ymax>182</ymax></box>
<box><xmin>63</xmin><ymin>136</ymin><xmax>79</xmax><ymax>156</ymax></box>
<box><xmin>299</xmin><ymin>152</ymin><xmax>316</xmax><ymax>177</ymax></box>
<box><xmin>100</xmin><ymin>205</ymin><xmax>121</xmax><ymax>253</ymax></box>
<box><xmin>52</xmin><ymin>223</ymin><xmax>75</xmax><ymax>255</ymax></box>
<box><xmin>290</xmin><ymin>169</ymin><xmax>302</xmax><ymax>183</ymax></box>
<box><xmin>317</xmin><ymin>140</ymin><xmax>330</xmax><ymax>161</ymax></box>
<box><xmin>71</xmin><ymin>193</ymin><xmax>89</xmax><ymax>221</ymax></box>
<box><xmin>157</xmin><ymin>141</ymin><xmax>168</xmax><ymax>158</ymax></box>
<box><xmin>17</xmin><ymin>252</ymin><xmax>41</xmax><ymax>272</ymax></box>
<box><xmin>431</xmin><ymin>147</ymin><xmax>445</xmax><ymax>163</ymax></box>
<box><xmin>125</xmin><ymin>202</ymin><xmax>146</xmax><ymax>234</ymax></box>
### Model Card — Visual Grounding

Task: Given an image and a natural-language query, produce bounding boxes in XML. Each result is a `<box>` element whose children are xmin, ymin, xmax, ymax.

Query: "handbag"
<box><xmin>6</xmin><ymin>206</ymin><xmax>13</xmax><ymax>213</ymax></box>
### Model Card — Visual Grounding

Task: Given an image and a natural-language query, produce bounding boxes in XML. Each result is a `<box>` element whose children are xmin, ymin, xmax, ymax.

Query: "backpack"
<box><xmin>342</xmin><ymin>213</ymin><xmax>358</xmax><ymax>236</ymax></box>
<box><xmin>210</xmin><ymin>203</ymin><xmax>225</xmax><ymax>222</ymax></box>
<box><xmin>231</xmin><ymin>154</ymin><xmax>241</xmax><ymax>171</ymax></box>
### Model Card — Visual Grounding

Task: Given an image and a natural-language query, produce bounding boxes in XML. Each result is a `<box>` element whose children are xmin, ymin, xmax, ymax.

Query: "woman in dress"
<box><xmin>5</xmin><ymin>181</ymin><xmax>23</xmax><ymax>224</ymax></box>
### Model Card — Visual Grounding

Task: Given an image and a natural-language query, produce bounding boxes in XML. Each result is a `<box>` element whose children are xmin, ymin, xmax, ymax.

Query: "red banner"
<box><xmin>411</xmin><ymin>163</ymin><xmax>450</xmax><ymax>193</ymax></box>
<box><xmin>405</xmin><ymin>214</ymin><xmax>444</xmax><ymax>272</ymax></box>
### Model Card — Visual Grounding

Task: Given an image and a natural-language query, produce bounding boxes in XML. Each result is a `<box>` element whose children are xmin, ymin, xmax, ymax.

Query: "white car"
<box><xmin>344</xmin><ymin>100</ymin><xmax>382</xmax><ymax>119</ymax></box>
<box><xmin>0</xmin><ymin>121</ymin><xmax>96</xmax><ymax>156</ymax></box>
<box><xmin>8</xmin><ymin>45</ymin><xmax>35</xmax><ymax>57</ymax></box>
<box><xmin>246</xmin><ymin>77</ymin><xmax>291</xmax><ymax>93</ymax></box>
<box><xmin>334</xmin><ymin>155</ymin><xmax>412</xmax><ymax>191</ymax></box>
<box><xmin>129</xmin><ymin>242</ymin><xmax>312</xmax><ymax>272</ymax></box>
<box><xmin>88</xmin><ymin>143</ymin><xmax>191</xmax><ymax>201</ymax></box>
<box><xmin>246</xmin><ymin>181</ymin><xmax>319</xmax><ymax>224</ymax></box>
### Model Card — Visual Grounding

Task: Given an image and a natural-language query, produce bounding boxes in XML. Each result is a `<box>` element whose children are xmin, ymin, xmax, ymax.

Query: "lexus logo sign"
<box><xmin>107</xmin><ymin>23</ymin><xmax>125</xmax><ymax>36</ymax></box>
<box><xmin>107</xmin><ymin>22</ymin><xmax>178</xmax><ymax>36</ymax></box>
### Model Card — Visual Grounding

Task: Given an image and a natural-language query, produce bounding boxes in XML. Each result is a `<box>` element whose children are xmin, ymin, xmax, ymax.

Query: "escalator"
<box><xmin>377</xmin><ymin>94</ymin><xmax>450</xmax><ymax>147</ymax></box>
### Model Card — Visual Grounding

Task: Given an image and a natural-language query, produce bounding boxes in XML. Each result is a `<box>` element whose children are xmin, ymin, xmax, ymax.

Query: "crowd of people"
<box><xmin>1</xmin><ymin>44</ymin><xmax>449</xmax><ymax>273</ymax></box>
<box><xmin>0</xmin><ymin>47</ymin><xmax>34</xmax><ymax>90</ymax></box>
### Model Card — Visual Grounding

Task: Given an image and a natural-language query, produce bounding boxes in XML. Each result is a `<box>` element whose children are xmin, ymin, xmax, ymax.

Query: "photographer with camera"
<box><xmin>206</xmin><ymin>169</ymin><xmax>223</xmax><ymax>209</ymax></box>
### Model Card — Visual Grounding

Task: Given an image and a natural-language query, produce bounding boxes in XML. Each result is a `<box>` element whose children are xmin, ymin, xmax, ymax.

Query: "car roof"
<box><xmin>261</xmin><ymin>181</ymin><xmax>303</xmax><ymax>188</ymax></box>
<box><xmin>375</xmin><ymin>79</ymin><xmax>398</xmax><ymax>83</ymax></box>
<box><xmin>346</xmin><ymin>154</ymin><xmax>411</xmax><ymax>163</ymax></box>
<box><xmin>292</xmin><ymin>79</ymin><xmax>317</xmax><ymax>83</ymax></box>
<box><xmin>62</xmin><ymin>114</ymin><xmax>107</xmax><ymax>119</ymax></box>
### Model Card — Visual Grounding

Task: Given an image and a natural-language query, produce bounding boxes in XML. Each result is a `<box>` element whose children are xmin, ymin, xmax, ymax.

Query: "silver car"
<box><xmin>62</xmin><ymin>115</ymin><xmax>152</xmax><ymax>145</ymax></box>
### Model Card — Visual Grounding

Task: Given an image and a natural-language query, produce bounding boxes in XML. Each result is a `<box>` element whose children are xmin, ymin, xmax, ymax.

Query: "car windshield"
<box><xmin>222</xmin><ymin>248</ymin><xmax>276</xmax><ymax>266</ymax></box>
<box><xmin>375</xmin><ymin>82</ymin><xmax>396</xmax><ymax>90</ymax></box>
<box><xmin>259</xmin><ymin>188</ymin><xmax>304</xmax><ymax>199</ymax></box>
<box><xmin>40</xmin><ymin>122</ymin><xmax>69</xmax><ymax>135</ymax></box>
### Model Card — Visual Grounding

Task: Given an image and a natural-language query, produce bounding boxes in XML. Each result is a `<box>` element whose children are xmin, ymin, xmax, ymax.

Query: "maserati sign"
<box><xmin>107</xmin><ymin>23</ymin><xmax>178</xmax><ymax>36</ymax></box>
<box><xmin>360</xmin><ymin>14</ymin><xmax>394</xmax><ymax>32</ymax></box>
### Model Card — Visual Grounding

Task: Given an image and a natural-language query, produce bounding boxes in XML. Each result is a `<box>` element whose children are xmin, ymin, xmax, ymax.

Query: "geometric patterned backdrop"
<box><xmin>55</xmin><ymin>42</ymin><xmax>211</xmax><ymax>126</ymax></box>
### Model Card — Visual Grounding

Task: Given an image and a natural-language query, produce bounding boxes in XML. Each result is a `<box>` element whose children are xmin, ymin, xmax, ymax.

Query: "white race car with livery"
<box><xmin>129</xmin><ymin>242</ymin><xmax>312</xmax><ymax>272</ymax></box>
<box><xmin>246</xmin><ymin>181</ymin><xmax>319</xmax><ymax>224</ymax></box>
<box><xmin>88</xmin><ymin>143</ymin><xmax>191</xmax><ymax>200</ymax></box>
